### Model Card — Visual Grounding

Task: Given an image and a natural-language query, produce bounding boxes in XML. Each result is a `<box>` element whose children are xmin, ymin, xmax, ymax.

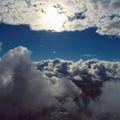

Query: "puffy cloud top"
<box><xmin>36</xmin><ymin>58</ymin><xmax>120</xmax><ymax>82</ymax></box>
<box><xmin>0</xmin><ymin>42</ymin><xmax>3</xmax><ymax>52</ymax></box>
<box><xmin>0</xmin><ymin>0</ymin><xmax>120</xmax><ymax>36</ymax></box>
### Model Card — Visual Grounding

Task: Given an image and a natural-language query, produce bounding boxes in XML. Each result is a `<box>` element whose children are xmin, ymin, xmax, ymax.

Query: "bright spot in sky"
<box><xmin>53</xmin><ymin>51</ymin><xmax>56</xmax><ymax>54</ymax></box>
<box><xmin>45</xmin><ymin>7</ymin><xmax>66</xmax><ymax>31</ymax></box>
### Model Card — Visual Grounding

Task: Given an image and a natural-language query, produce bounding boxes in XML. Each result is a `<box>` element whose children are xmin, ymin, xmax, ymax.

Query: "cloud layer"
<box><xmin>36</xmin><ymin>58</ymin><xmax>120</xmax><ymax>82</ymax></box>
<box><xmin>0</xmin><ymin>46</ymin><xmax>120</xmax><ymax>119</ymax></box>
<box><xmin>0</xmin><ymin>0</ymin><xmax>120</xmax><ymax>36</ymax></box>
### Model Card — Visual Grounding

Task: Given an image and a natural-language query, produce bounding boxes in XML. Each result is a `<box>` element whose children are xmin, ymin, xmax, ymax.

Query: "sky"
<box><xmin>0</xmin><ymin>0</ymin><xmax>120</xmax><ymax>61</ymax></box>
<box><xmin>0</xmin><ymin>1</ymin><xmax>120</xmax><ymax>119</ymax></box>
<box><xmin>0</xmin><ymin>24</ymin><xmax>120</xmax><ymax>61</ymax></box>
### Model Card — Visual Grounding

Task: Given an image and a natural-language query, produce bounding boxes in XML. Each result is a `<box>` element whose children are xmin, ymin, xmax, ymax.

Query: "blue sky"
<box><xmin>0</xmin><ymin>23</ymin><xmax>120</xmax><ymax>61</ymax></box>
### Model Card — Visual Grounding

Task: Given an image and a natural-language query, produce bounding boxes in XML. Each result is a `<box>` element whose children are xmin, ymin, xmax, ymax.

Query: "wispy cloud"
<box><xmin>0</xmin><ymin>0</ymin><xmax>120</xmax><ymax>36</ymax></box>
<box><xmin>0</xmin><ymin>42</ymin><xmax>3</xmax><ymax>52</ymax></box>
<box><xmin>82</xmin><ymin>54</ymin><xmax>96</xmax><ymax>58</ymax></box>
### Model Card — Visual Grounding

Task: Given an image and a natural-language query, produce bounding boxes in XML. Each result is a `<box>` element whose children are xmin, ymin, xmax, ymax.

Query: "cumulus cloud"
<box><xmin>0</xmin><ymin>46</ymin><xmax>82</xmax><ymax>119</ymax></box>
<box><xmin>0</xmin><ymin>0</ymin><xmax>120</xmax><ymax>36</ymax></box>
<box><xmin>36</xmin><ymin>58</ymin><xmax>120</xmax><ymax>82</ymax></box>
<box><xmin>0</xmin><ymin>46</ymin><xmax>52</xmax><ymax>117</ymax></box>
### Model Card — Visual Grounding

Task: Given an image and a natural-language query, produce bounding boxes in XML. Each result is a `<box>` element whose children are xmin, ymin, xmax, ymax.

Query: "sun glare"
<box><xmin>45</xmin><ymin>7</ymin><xmax>66</xmax><ymax>31</ymax></box>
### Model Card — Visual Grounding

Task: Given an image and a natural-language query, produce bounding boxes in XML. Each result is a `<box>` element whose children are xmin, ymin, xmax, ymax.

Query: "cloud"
<box><xmin>0</xmin><ymin>46</ymin><xmax>82</xmax><ymax>119</ymax></box>
<box><xmin>82</xmin><ymin>54</ymin><xmax>96</xmax><ymax>58</ymax></box>
<box><xmin>36</xmin><ymin>58</ymin><xmax>120</xmax><ymax>81</ymax></box>
<box><xmin>0</xmin><ymin>46</ymin><xmax>120</xmax><ymax>119</ymax></box>
<box><xmin>88</xmin><ymin>81</ymin><xmax>120</xmax><ymax>119</ymax></box>
<box><xmin>0</xmin><ymin>0</ymin><xmax>120</xmax><ymax>36</ymax></box>
<box><xmin>0</xmin><ymin>42</ymin><xmax>3</xmax><ymax>52</ymax></box>
<box><xmin>82</xmin><ymin>54</ymin><xmax>92</xmax><ymax>57</ymax></box>
<box><xmin>36</xmin><ymin>58</ymin><xmax>120</xmax><ymax>119</ymax></box>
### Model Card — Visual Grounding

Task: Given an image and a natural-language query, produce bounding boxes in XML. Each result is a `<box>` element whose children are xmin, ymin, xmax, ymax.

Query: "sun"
<box><xmin>44</xmin><ymin>7</ymin><xmax>66</xmax><ymax>31</ymax></box>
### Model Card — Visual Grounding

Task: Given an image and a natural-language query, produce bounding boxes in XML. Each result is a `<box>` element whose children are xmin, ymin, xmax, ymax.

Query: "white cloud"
<box><xmin>0</xmin><ymin>0</ymin><xmax>120</xmax><ymax>36</ymax></box>
<box><xmin>36</xmin><ymin>58</ymin><xmax>120</xmax><ymax>81</ymax></box>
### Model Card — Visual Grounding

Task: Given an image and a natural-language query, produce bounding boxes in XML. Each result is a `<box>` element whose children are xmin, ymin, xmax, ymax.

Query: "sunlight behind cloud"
<box><xmin>0</xmin><ymin>0</ymin><xmax>120</xmax><ymax>35</ymax></box>
<box><xmin>44</xmin><ymin>6</ymin><xmax>66</xmax><ymax>31</ymax></box>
